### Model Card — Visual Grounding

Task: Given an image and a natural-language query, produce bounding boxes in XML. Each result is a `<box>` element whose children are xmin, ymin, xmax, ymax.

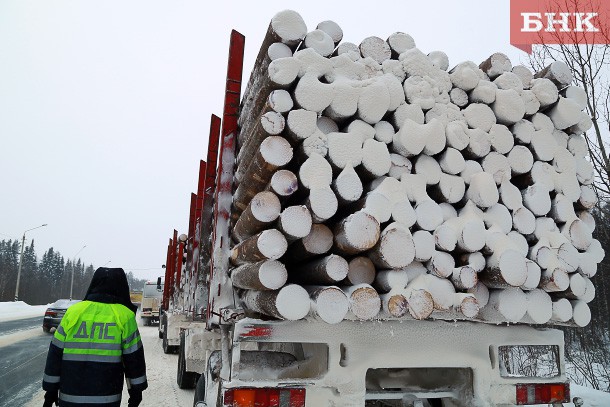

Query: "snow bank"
<box><xmin>569</xmin><ymin>384</ymin><xmax>610</xmax><ymax>406</ymax></box>
<box><xmin>0</xmin><ymin>301</ymin><xmax>49</xmax><ymax>322</ymax></box>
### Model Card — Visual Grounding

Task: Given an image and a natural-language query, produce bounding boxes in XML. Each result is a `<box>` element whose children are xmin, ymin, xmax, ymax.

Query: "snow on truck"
<box><xmin>157</xmin><ymin>10</ymin><xmax>604</xmax><ymax>407</ymax></box>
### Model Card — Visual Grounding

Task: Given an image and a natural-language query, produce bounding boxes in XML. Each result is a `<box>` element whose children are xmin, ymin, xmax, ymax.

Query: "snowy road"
<box><xmin>0</xmin><ymin>318</ymin><xmax>49</xmax><ymax>407</ymax></box>
<box><xmin>0</xmin><ymin>316</ymin><xmax>42</xmax><ymax>336</ymax></box>
<box><xmin>23</xmin><ymin>315</ymin><xmax>195</xmax><ymax>407</ymax></box>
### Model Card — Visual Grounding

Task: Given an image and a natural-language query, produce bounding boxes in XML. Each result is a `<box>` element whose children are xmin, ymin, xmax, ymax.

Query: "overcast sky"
<box><xmin>0</xmin><ymin>0</ymin><xmax>527</xmax><ymax>281</ymax></box>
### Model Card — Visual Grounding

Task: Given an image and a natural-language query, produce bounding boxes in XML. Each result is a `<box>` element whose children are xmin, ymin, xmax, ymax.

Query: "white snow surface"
<box><xmin>0</xmin><ymin>301</ymin><xmax>49</xmax><ymax>322</ymax></box>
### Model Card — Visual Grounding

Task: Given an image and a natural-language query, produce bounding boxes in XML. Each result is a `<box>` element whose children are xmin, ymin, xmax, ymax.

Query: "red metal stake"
<box><xmin>207</xmin><ymin>30</ymin><xmax>245</xmax><ymax>326</ymax></box>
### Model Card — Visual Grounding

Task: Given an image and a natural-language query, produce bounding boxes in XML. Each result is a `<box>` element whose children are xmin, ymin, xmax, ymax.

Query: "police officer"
<box><xmin>42</xmin><ymin>267</ymin><xmax>147</xmax><ymax>407</ymax></box>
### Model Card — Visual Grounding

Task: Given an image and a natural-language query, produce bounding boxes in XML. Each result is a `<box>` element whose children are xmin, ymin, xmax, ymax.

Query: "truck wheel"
<box><xmin>177</xmin><ymin>331</ymin><xmax>199</xmax><ymax>389</ymax></box>
<box><xmin>162</xmin><ymin>317</ymin><xmax>171</xmax><ymax>353</ymax></box>
<box><xmin>162</xmin><ymin>315</ymin><xmax>178</xmax><ymax>354</ymax></box>
<box><xmin>192</xmin><ymin>370</ymin><xmax>206</xmax><ymax>407</ymax></box>
<box><xmin>158</xmin><ymin>329</ymin><xmax>163</xmax><ymax>339</ymax></box>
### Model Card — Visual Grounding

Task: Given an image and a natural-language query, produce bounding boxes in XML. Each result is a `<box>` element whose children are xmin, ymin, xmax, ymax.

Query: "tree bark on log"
<box><xmin>451</xmin><ymin>266</ymin><xmax>478</xmax><ymax>290</ymax></box>
<box><xmin>233</xmin><ymin>136</ymin><xmax>293</xmax><ymax>217</ymax></box>
<box><xmin>230</xmin><ymin>229</ymin><xmax>288</xmax><ymax>266</ymax></box>
<box><xmin>232</xmin><ymin>191</ymin><xmax>282</xmax><ymax>242</ymax></box>
<box><xmin>289</xmin><ymin>254</ymin><xmax>349</xmax><ymax>285</ymax></box>
<box><xmin>534</xmin><ymin>61</ymin><xmax>572</xmax><ymax>88</ymax></box>
<box><xmin>539</xmin><ymin>267</ymin><xmax>570</xmax><ymax>292</ymax></box>
<box><xmin>333</xmin><ymin>211</ymin><xmax>380</xmax><ymax>255</ymax></box>
<box><xmin>426</xmin><ymin>250</ymin><xmax>455</xmax><ymax>279</ymax></box>
<box><xmin>285</xmin><ymin>223</ymin><xmax>334</xmax><ymax>262</ymax></box>
<box><xmin>479</xmin><ymin>248</ymin><xmax>528</xmax><ymax>288</ymax></box>
<box><xmin>479</xmin><ymin>52</ymin><xmax>512</xmax><ymax>79</ymax></box>
<box><xmin>243</xmin><ymin>284</ymin><xmax>311</xmax><ymax>320</ymax></box>
<box><xmin>238</xmin><ymin>10</ymin><xmax>306</xmax><ymax>149</ymax></box>
<box><xmin>236</xmin><ymin>111</ymin><xmax>286</xmax><ymax>183</ymax></box>
<box><xmin>231</xmin><ymin>260</ymin><xmax>287</xmax><ymax>290</ymax></box>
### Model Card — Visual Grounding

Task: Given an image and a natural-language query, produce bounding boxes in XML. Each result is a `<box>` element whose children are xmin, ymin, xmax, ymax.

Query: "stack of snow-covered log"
<box><xmin>227</xmin><ymin>10</ymin><xmax>604</xmax><ymax>327</ymax></box>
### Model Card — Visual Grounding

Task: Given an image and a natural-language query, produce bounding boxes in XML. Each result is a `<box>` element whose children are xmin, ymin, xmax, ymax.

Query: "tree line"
<box><xmin>526</xmin><ymin>15</ymin><xmax>610</xmax><ymax>389</ymax></box>
<box><xmin>563</xmin><ymin>206</ymin><xmax>610</xmax><ymax>390</ymax></box>
<box><xmin>0</xmin><ymin>240</ymin><xmax>148</xmax><ymax>304</ymax></box>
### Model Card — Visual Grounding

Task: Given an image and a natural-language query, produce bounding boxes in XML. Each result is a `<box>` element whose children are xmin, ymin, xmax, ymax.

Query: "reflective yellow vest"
<box><xmin>43</xmin><ymin>301</ymin><xmax>147</xmax><ymax>406</ymax></box>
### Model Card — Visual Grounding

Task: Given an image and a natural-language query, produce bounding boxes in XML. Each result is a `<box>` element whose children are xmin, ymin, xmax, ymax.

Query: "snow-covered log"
<box><xmin>234</xmin><ymin>136</ymin><xmax>293</xmax><ymax>216</ymax></box>
<box><xmin>232</xmin><ymin>191</ymin><xmax>282</xmax><ymax>242</ymax></box>
<box><xmin>243</xmin><ymin>284</ymin><xmax>311</xmax><ymax>320</ymax></box>
<box><xmin>306</xmin><ymin>286</ymin><xmax>349</xmax><ymax>324</ymax></box>
<box><xmin>333</xmin><ymin>211</ymin><xmax>380</xmax><ymax>255</ymax></box>
<box><xmin>344</xmin><ymin>284</ymin><xmax>381</xmax><ymax>320</ymax></box>
<box><xmin>286</xmin><ymin>223</ymin><xmax>334</xmax><ymax>262</ymax></box>
<box><xmin>223</xmin><ymin>10</ymin><xmax>604</xmax><ymax>327</ymax></box>
<box><xmin>277</xmin><ymin>205</ymin><xmax>312</xmax><ymax>242</ymax></box>
<box><xmin>289</xmin><ymin>254</ymin><xmax>349</xmax><ymax>285</ymax></box>
<box><xmin>231</xmin><ymin>260</ymin><xmax>287</xmax><ymax>290</ymax></box>
<box><xmin>231</xmin><ymin>229</ymin><xmax>288</xmax><ymax>265</ymax></box>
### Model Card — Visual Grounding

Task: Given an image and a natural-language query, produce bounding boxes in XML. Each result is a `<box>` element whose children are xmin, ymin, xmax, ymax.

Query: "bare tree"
<box><xmin>527</xmin><ymin>0</ymin><xmax>610</xmax><ymax>206</ymax></box>
<box><xmin>523</xmin><ymin>0</ymin><xmax>610</xmax><ymax>390</ymax></box>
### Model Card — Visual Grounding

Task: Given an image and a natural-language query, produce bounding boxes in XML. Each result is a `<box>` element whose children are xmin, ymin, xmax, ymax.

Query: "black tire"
<box><xmin>43</xmin><ymin>326</ymin><xmax>50</xmax><ymax>333</ymax></box>
<box><xmin>162</xmin><ymin>317</ymin><xmax>171</xmax><ymax>354</ymax></box>
<box><xmin>193</xmin><ymin>374</ymin><xmax>206</xmax><ymax>407</ymax></box>
<box><xmin>177</xmin><ymin>331</ymin><xmax>199</xmax><ymax>389</ymax></box>
<box><xmin>162</xmin><ymin>315</ymin><xmax>178</xmax><ymax>354</ymax></box>
<box><xmin>158</xmin><ymin>329</ymin><xmax>163</xmax><ymax>339</ymax></box>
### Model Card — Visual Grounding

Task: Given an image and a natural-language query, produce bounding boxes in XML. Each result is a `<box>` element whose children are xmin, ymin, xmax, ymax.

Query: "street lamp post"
<box><xmin>14</xmin><ymin>224</ymin><xmax>48</xmax><ymax>301</ymax></box>
<box><xmin>70</xmin><ymin>245</ymin><xmax>87</xmax><ymax>300</ymax></box>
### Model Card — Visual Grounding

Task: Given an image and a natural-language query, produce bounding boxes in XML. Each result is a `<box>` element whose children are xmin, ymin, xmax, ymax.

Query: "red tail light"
<box><xmin>45</xmin><ymin>311</ymin><xmax>57</xmax><ymax>317</ymax></box>
<box><xmin>224</xmin><ymin>388</ymin><xmax>305</xmax><ymax>407</ymax></box>
<box><xmin>516</xmin><ymin>382</ymin><xmax>570</xmax><ymax>405</ymax></box>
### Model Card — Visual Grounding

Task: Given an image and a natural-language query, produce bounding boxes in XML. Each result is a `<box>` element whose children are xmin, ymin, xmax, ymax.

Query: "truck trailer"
<box><xmin>158</xmin><ymin>10</ymin><xmax>602</xmax><ymax>407</ymax></box>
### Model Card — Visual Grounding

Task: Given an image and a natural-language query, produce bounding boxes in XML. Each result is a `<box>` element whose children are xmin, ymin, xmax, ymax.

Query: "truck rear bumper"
<box><xmin>223</xmin><ymin>319</ymin><xmax>567</xmax><ymax>406</ymax></box>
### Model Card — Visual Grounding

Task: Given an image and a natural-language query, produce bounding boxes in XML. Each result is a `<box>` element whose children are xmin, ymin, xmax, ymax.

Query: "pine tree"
<box><xmin>0</xmin><ymin>240</ymin><xmax>20</xmax><ymax>301</ymax></box>
<box><xmin>20</xmin><ymin>240</ymin><xmax>39</xmax><ymax>304</ymax></box>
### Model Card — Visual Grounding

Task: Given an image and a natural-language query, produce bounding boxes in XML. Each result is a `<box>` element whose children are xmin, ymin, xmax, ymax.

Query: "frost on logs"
<box><xmin>226</xmin><ymin>10</ymin><xmax>603</xmax><ymax>327</ymax></box>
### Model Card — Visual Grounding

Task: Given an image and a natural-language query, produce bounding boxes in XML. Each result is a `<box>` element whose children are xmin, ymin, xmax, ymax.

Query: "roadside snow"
<box><xmin>0</xmin><ymin>327</ymin><xmax>44</xmax><ymax>347</ymax></box>
<box><xmin>24</xmin><ymin>314</ymin><xmax>194</xmax><ymax>407</ymax></box>
<box><xmin>0</xmin><ymin>301</ymin><xmax>48</xmax><ymax>322</ymax></box>
<box><xmin>569</xmin><ymin>384</ymin><xmax>610</xmax><ymax>407</ymax></box>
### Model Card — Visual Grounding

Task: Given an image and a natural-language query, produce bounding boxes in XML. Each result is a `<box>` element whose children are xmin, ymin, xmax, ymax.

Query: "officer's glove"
<box><xmin>43</xmin><ymin>390</ymin><xmax>58</xmax><ymax>407</ymax></box>
<box><xmin>128</xmin><ymin>388</ymin><xmax>143</xmax><ymax>407</ymax></box>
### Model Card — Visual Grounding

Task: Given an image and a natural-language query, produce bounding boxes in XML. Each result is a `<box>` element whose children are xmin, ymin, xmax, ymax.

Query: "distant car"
<box><xmin>42</xmin><ymin>299</ymin><xmax>81</xmax><ymax>333</ymax></box>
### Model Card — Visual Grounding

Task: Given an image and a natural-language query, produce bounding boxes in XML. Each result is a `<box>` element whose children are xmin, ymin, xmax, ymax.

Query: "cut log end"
<box><xmin>348</xmin><ymin>285</ymin><xmax>381</xmax><ymax>320</ymax></box>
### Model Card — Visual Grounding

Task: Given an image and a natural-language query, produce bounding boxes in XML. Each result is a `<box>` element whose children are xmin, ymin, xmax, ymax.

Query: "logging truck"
<box><xmin>155</xmin><ymin>9</ymin><xmax>605</xmax><ymax>407</ymax></box>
